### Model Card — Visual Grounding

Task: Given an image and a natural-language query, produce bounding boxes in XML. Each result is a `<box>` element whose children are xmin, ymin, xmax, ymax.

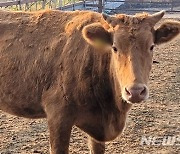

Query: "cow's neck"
<box><xmin>75</xmin><ymin>50</ymin><xmax>132</xmax><ymax>141</ymax></box>
<box><xmin>88</xmin><ymin>51</ymin><xmax>132</xmax><ymax>113</ymax></box>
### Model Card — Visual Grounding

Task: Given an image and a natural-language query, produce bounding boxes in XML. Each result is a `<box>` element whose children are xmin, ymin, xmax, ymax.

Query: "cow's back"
<box><xmin>0</xmin><ymin>9</ymin><xmax>108</xmax><ymax>118</ymax></box>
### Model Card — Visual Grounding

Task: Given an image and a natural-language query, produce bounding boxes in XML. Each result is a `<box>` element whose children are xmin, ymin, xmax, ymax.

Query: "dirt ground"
<box><xmin>0</xmin><ymin>18</ymin><xmax>180</xmax><ymax>154</ymax></box>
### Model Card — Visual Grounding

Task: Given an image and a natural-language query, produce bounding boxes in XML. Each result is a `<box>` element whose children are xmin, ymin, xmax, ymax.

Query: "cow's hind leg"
<box><xmin>88</xmin><ymin>137</ymin><xmax>105</xmax><ymax>154</ymax></box>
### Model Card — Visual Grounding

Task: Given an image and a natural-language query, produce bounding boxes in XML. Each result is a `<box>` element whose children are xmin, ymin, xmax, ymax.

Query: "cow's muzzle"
<box><xmin>122</xmin><ymin>84</ymin><xmax>149</xmax><ymax>103</ymax></box>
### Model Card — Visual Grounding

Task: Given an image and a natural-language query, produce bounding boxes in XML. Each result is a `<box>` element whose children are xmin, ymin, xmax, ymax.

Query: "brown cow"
<box><xmin>0</xmin><ymin>9</ymin><xmax>179</xmax><ymax>154</ymax></box>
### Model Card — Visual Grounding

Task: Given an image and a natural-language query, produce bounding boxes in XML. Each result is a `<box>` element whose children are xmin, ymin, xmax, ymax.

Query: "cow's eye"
<box><xmin>112</xmin><ymin>46</ymin><xmax>118</xmax><ymax>53</ymax></box>
<box><xmin>150</xmin><ymin>45</ymin><xmax>155</xmax><ymax>51</ymax></box>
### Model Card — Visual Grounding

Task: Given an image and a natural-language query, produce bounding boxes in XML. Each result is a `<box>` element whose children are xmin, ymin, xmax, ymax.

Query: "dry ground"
<box><xmin>0</xmin><ymin>18</ymin><xmax>180</xmax><ymax>154</ymax></box>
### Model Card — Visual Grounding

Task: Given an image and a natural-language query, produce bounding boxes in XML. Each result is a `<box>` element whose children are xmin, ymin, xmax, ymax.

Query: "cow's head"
<box><xmin>82</xmin><ymin>11</ymin><xmax>180</xmax><ymax>103</ymax></box>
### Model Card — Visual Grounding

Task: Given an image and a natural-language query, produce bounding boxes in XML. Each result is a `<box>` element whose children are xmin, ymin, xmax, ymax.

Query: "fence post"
<box><xmin>73</xmin><ymin>0</ymin><xmax>75</xmax><ymax>10</ymax></box>
<box><xmin>102</xmin><ymin>0</ymin><xmax>105</xmax><ymax>12</ymax></box>
<box><xmin>42</xmin><ymin>0</ymin><xmax>46</xmax><ymax>9</ymax></box>
<box><xmin>51</xmin><ymin>0</ymin><xmax>57</xmax><ymax>9</ymax></box>
<box><xmin>83</xmin><ymin>0</ymin><xmax>86</xmax><ymax>9</ymax></box>
<box><xmin>35</xmin><ymin>1</ymin><xmax>38</xmax><ymax>10</ymax></box>
<box><xmin>98</xmin><ymin>0</ymin><xmax>103</xmax><ymax>13</ymax></box>
<box><xmin>171</xmin><ymin>0</ymin><xmax>174</xmax><ymax>12</ymax></box>
<box><xmin>18</xmin><ymin>0</ymin><xmax>22</xmax><ymax>10</ymax></box>
<box><xmin>59</xmin><ymin>0</ymin><xmax>62</xmax><ymax>10</ymax></box>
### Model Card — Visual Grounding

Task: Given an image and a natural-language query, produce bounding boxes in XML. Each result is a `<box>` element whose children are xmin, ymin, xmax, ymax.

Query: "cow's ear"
<box><xmin>82</xmin><ymin>23</ymin><xmax>112</xmax><ymax>49</ymax></box>
<box><xmin>154</xmin><ymin>21</ymin><xmax>180</xmax><ymax>44</ymax></box>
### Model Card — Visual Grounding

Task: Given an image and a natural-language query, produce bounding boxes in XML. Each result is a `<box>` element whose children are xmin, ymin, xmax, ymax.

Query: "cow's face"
<box><xmin>110</xmin><ymin>23</ymin><xmax>153</xmax><ymax>103</ymax></box>
<box><xmin>82</xmin><ymin>11</ymin><xmax>180</xmax><ymax>103</ymax></box>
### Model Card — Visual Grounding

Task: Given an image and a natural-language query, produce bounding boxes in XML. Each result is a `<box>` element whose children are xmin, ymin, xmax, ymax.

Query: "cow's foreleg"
<box><xmin>45</xmin><ymin>102</ymin><xmax>75</xmax><ymax>154</ymax></box>
<box><xmin>48</xmin><ymin>119</ymin><xmax>73</xmax><ymax>154</ymax></box>
<box><xmin>88</xmin><ymin>137</ymin><xmax>105</xmax><ymax>154</ymax></box>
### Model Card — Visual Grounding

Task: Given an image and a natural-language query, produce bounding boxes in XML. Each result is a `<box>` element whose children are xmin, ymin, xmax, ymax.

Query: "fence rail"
<box><xmin>104</xmin><ymin>0</ymin><xmax>180</xmax><ymax>13</ymax></box>
<box><xmin>0</xmin><ymin>0</ymin><xmax>63</xmax><ymax>11</ymax></box>
<box><xmin>0</xmin><ymin>0</ymin><xmax>39</xmax><ymax>7</ymax></box>
<box><xmin>0</xmin><ymin>0</ymin><xmax>180</xmax><ymax>13</ymax></box>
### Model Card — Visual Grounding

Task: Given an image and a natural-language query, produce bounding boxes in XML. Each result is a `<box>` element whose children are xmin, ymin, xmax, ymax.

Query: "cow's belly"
<box><xmin>0</xmin><ymin>99</ymin><xmax>46</xmax><ymax>118</ymax></box>
<box><xmin>0</xmin><ymin>64</ymin><xmax>47</xmax><ymax>118</ymax></box>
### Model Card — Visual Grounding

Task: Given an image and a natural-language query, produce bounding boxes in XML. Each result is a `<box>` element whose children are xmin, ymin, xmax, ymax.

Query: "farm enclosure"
<box><xmin>0</xmin><ymin>0</ymin><xmax>180</xmax><ymax>13</ymax></box>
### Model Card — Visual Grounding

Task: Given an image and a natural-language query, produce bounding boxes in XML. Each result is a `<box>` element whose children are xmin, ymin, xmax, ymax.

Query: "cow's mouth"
<box><xmin>124</xmin><ymin>99</ymin><xmax>145</xmax><ymax>104</ymax></box>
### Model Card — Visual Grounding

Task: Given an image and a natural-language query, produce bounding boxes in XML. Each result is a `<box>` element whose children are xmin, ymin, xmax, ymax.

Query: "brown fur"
<box><xmin>0</xmin><ymin>10</ymin><xmax>179</xmax><ymax>154</ymax></box>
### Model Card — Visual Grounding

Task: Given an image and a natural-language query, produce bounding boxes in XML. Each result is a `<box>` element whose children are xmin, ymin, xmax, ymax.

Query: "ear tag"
<box><xmin>94</xmin><ymin>39</ymin><xmax>107</xmax><ymax>48</ymax></box>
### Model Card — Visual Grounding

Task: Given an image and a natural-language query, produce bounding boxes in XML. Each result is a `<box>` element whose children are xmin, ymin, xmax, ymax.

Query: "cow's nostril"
<box><xmin>125</xmin><ymin>87</ymin><xmax>131</xmax><ymax>96</ymax></box>
<box><xmin>140</xmin><ymin>87</ymin><xmax>146</xmax><ymax>96</ymax></box>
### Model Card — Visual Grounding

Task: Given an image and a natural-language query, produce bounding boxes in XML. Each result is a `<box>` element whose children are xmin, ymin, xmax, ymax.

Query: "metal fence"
<box><xmin>104</xmin><ymin>0</ymin><xmax>180</xmax><ymax>14</ymax></box>
<box><xmin>0</xmin><ymin>0</ymin><xmax>63</xmax><ymax>11</ymax></box>
<box><xmin>0</xmin><ymin>0</ymin><xmax>180</xmax><ymax>13</ymax></box>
